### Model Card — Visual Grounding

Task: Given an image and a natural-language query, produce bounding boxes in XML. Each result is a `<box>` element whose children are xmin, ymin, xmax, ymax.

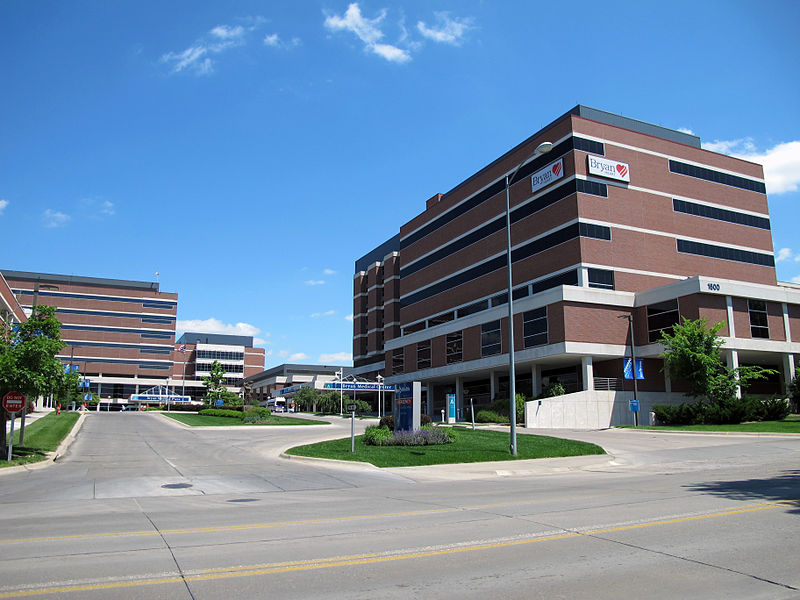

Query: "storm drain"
<box><xmin>228</xmin><ymin>498</ymin><xmax>258</xmax><ymax>503</ymax></box>
<box><xmin>161</xmin><ymin>483</ymin><xmax>193</xmax><ymax>489</ymax></box>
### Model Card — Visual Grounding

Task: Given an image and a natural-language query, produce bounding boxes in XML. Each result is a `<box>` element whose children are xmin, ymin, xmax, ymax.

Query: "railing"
<box><xmin>594</xmin><ymin>377</ymin><xmax>624</xmax><ymax>391</ymax></box>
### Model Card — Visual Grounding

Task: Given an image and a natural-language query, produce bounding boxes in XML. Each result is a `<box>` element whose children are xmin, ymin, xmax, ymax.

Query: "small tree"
<box><xmin>788</xmin><ymin>371</ymin><xmax>800</xmax><ymax>413</ymax></box>
<box><xmin>201</xmin><ymin>360</ymin><xmax>240</xmax><ymax>406</ymax></box>
<box><xmin>660</xmin><ymin>317</ymin><xmax>774</xmax><ymax>422</ymax></box>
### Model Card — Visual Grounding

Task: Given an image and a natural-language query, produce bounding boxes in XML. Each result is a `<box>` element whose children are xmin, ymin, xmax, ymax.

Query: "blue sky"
<box><xmin>2</xmin><ymin>1</ymin><xmax>799</xmax><ymax>369</ymax></box>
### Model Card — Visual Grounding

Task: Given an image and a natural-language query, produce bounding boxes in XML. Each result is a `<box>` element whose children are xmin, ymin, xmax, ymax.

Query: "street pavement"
<box><xmin>0</xmin><ymin>412</ymin><xmax>797</xmax><ymax>599</ymax></box>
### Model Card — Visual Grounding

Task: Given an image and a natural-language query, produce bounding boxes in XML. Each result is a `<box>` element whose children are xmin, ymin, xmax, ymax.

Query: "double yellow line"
<box><xmin>0</xmin><ymin>500</ymin><xmax>793</xmax><ymax>598</ymax></box>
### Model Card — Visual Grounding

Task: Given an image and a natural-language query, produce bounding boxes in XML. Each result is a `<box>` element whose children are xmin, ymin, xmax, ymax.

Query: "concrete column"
<box><xmin>725</xmin><ymin>349</ymin><xmax>741</xmax><ymax>398</ymax></box>
<box><xmin>489</xmin><ymin>370</ymin><xmax>497</xmax><ymax>402</ymax></box>
<box><xmin>782</xmin><ymin>354</ymin><xmax>796</xmax><ymax>394</ymax></box>
<box><xmin>581</xmin><ymin>356</ymin><xmax>594</xmax><ymax>391</ymax></box>
<box><xmin>664</xmin><ymin>364</ymin><xmax>672</xmax><ymax>394</ymax></box>
<box><xmin>578</xmin><ymin>266</ymin><xmax>589</xmax><ymax>287</ymax></box>
<box><xmin>426</xmin><ymin>384</ymin><xmax>433</xmax><ymax>417</ymax></box>
<box><xmin>455</xmin><ymin>376</ymin><xmax>463</xmax><ymax>421</ymax></box>
<box><xmin>726</xmin><ymin>296</ymin><xmax>736</xmax><ymax>338</ymax></box>
<box><xmin>782</xmin><ymin>303</ymin><xmax>792</xmax><ymax>342</ymax></box>
<box><xmin>531</xmin><ymin>364</ymin><xmax>542</xmax><ymax>397</ymax></box>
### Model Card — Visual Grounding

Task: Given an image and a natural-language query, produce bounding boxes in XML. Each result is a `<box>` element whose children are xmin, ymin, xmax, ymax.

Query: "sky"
<box><xmin>1</xmin><ymin>1</ymin><xmax>799</xmax><ymax>369</ymax></box>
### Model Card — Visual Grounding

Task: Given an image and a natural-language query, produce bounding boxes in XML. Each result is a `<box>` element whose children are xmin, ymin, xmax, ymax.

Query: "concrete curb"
<box><xmin>0</xmin><ymin>411</ymin><xmax>86</xmax><ymax>476</ymax></box>
<box><xmin>279</xmin><ymin>452</ymin><xmax>381</xmax><ymax>469</ymax></box>
<box><xmin>616</xmin><ymin>427</ymin><xmax>800</xmax><ymax>438</ymax></box>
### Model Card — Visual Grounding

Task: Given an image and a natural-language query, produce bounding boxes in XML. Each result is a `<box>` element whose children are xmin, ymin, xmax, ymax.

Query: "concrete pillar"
<box><xmin>726</xmin><ymin>296</ymin><xmax>736</xmax><ymax>337</ymax></box>
<box><xmin>581</xmin><ymin>356</ymin><xmax>594</xmax><ymax>391</ymax></box>
<box><xmin>782</xmin><ymin>354</ymin><xmax>796</xmax><ymax>394</ymax></box>
<box><xmin>578</xmin><ymin>266</ymin><xmax>589</xmax><ymax>287</ymax></box>
<box><xmin>455</xmin><ymin>376</ymin><xmax>463</xmax><ymax>421</ymax></box>
<box><xmin>725</xmin><ymin>349</ymin><xmax>741</xmax><ymax>398</ymax></box>
<box><xmin>531</xmin><ymin>364</ymin><xmax>542</xmax><ymax>397</ymax></box>
<box><xmin>426</xmin><ymin>383</ymin><xmax>433</xmax><ymax>417</ymax></box>
<box><xmin>489</xmin><ymin>370</ymin><xmax>497</xmax><ymax>402</ymax></box>
<box><xmin>783</xmin><ymin>303</ymin><xmax>791</xmax><ymax>342</ymax></box>
<box><xmin>664</xmin><ymin>364</ymin><xmax>672</xmax><ymax>394</ymax></box>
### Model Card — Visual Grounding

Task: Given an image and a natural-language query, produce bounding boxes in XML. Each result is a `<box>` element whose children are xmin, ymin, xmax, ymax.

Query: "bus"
<box><xmin>264</xmin><ymin>397</ymin><xmax>293</xmax><ymax>413</ymax></box>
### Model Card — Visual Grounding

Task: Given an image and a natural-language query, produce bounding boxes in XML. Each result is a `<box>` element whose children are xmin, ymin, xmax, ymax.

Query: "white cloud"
<box><xmin>416</xmin><ymin>12</ymin><xmax>472</xmax><ymax>45</ymax></box>
<box><xmin>43</xmin><ymin>209</ymin><xmax>70</xmax><ymax>228</ymax></box>
<box><xmin>678</xmin><ymin>127</ymin><xmax>696</xmax><ymax>136</ymax></box>
<box><xmin>0</xmin><ymin>199</ymin><xmax>8</xmax><ymax>215</ymax></box>
<box><xmin>278</xmin><ymin>350</ymin><xmax>290</xmax><ymax>358</ymax></box>
<box><xmin>323</xmin><ymin>268</ymin><xmax>337</xmax><ymax>275</ymax></box>
<box><xmin>289</xmin><ymin>352</ymin><xmax>308</xmax><ymax>361</ymax></box>
<box><xmin>793</xmin><ymin>275</ymin><xmax>800</xmax><ymax>284</ymax></box>
<box><xmin>161</xmin><ymin>19</ymin><xmax>264</xmax><ymax>75</ymax></box>
<box><xmin>324</xmin><ymin>3</ymin><xmax>410</xmax><ymax>63</ymax></box>
<box><xmin>99</xmin><ymin>200</ymin><xmax>115</xmax><ymax>216</ymax></box>
<box><xmin>776</xmin><ymin>248</ymin><xmax>792</xmax><ymax>262</ymax></box>
<box><xmin>305</xmin><ymin>280</ymin><xmax>325</xmax><ymax>286</ymax></box>
<box><xmin>319</xmin><ymin>352</ymin><xmax>352</xmax><ymax>364</ymax></box>
<box><xmin>176</xmin><ymin>317</ymin><xmax>264</xmax><ymax>340</ymax></box>
<box><xmin>310</xmin><ymin>310</ymin><xmax>336</xmax><ymax>318</ymax></box>
<box><xmin>702</xmin><ymin>138</ymin><xmax>800</xmax><ymax>195</ymax></box>
<box><xmin>264</xmin><ymin>33</ymin><xmax>301</xmax><ymax>49</ymax></box>
<box><xmin>345</xmin><ymin>314</ymin><xmax>354</xmax><ymax>322</ymax></box>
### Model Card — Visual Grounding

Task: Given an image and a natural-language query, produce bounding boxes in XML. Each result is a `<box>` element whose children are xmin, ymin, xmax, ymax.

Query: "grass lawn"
<box><xmin>286</xmin><ymin>427</ymin><xmax>605</xmax><ymax>468</ymax></box>
<box><xmin>2</xmin><ymin>412</ymin><xmax>80</xmax><ymax>467</ymax></box>
<box><xmin>622</xmin><ymin>414</ymin><xmax>800</xmax><ymax>434</ymax></box>
<box><xmin>162</xmin><ymin>413</ymin><xmax>329</xmax><ymax>427</ymax></box>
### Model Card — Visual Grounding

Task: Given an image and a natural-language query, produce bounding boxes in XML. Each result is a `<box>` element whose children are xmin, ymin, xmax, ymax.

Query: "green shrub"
<box><xmin>198</xmin><ymin>409</ymin><xmax>244</xmax><ymax>419</ymax></box>
<box><xmin>542</xmin><ymin>382</ymin><xmax>566</xmax><ymax>398</ymax></box>
<box><xmin>762</xmin><ymin>397</ymin><xmax>790</xmax><ymax>421</ymax></box>
<box><xmin>378</xmin><ymin>414</ymin><xmax>431</xmax><ymax>430</ymax></box>
<box><xmin>362</xmin><ymin>425</ymin><xmax>393</xmax><ymax>446</ymax></box>
<box><xmin>475</xmin><ymin>410</ymin><xmax>506</xmax><ymax>423</ymax></box>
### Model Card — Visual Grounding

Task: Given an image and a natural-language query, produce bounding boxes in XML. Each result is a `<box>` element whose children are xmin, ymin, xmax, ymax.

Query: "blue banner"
<box><xmin>623</xmin><ymin>358</ymin><xmax>644</xmax><ymax>380</ymax></box>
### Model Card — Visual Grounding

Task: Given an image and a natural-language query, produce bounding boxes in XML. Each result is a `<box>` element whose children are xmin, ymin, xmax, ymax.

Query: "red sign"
<box><xmin>3</xmin><ymin>392</ymin><xmax>26</xmax><ymax>413</ymax></box>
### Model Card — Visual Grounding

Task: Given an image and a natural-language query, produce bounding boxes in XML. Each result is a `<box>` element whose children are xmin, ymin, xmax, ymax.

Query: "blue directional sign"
<box><xmin>629</xmin><ymin>399</ymin><xmax>640</xmax><ymax>412</ymax></box>
<box><xmin>623</xmin><ymin>358</ymin><xmax>644</xmax><ymax>380</ymax></box>
<box><xmin>447</xmin><ymin>394</ymin><xmax>456</xmax><ymax>420</ymax></box>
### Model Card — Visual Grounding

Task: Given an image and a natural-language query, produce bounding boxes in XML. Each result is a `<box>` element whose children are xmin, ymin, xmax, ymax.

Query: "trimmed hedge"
<box><xmin>198</xmin><ymin>409</ymin><xmax>245</xmax><ymax>419</ymax></box>
<box><xmin>653</xmin><ymin>396</ymin><xmax>791</xmax><ymax>425</ymax></box>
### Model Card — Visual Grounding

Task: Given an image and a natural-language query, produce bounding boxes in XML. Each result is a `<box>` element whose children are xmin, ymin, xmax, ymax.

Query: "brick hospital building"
<box><xmin>352</xmin><ymin>105</ymin><xmax>800</xmax><ymax>427</ymax></box>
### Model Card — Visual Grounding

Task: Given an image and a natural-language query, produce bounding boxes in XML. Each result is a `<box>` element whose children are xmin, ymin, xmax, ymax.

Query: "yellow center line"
<box><xmin>0</xmin><ymin>500</ymin><xmax>792</xmax><ymax>598</ymax></box>
<box><xmin>0</xmin><ymin>497</ymin><xmax>556</xmax><ymax>545</ymax></box>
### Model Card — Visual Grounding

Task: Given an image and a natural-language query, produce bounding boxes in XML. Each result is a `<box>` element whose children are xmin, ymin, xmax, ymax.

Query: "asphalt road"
<box><xmin>0</xmin><ymin>412</ymin><xmax>798</xmax><ymax>599</ymax></box>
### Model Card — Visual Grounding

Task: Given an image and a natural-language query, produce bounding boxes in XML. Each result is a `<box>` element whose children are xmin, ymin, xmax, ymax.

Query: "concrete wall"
<box><xmin>524</xmin><ymin>390</ymin><xmax>687</xmax><ymax>428</ymax></box>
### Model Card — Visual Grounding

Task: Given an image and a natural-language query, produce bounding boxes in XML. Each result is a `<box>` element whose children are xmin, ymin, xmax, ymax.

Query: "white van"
<box><xmin>265</xmin><ymin>397</ymin><xmax>291</xmax><ymax>413</ymax></box>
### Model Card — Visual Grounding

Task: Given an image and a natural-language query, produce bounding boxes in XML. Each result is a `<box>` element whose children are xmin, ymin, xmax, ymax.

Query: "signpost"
<box><xmin>347</xmin><ymin>403</ymin><xmax>357</xmax><ymax>452</ymax></box>
<box><xmin>447</xmin><ymin>394</ymin><xmax>456</xmax><ymax>424</ymax></box>
<box><xmin>3</xmin><ymin>392</ymin><xmax>26</xmax><ymax>461</ymax></box>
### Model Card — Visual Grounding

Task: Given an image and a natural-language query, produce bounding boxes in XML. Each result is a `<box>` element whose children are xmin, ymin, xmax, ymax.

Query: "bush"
<box><xmin>363</xmin><ymin>426</ymin><xmax>455</xmax><ymax>447</ymax></box>
<box><xmin>198</xmin><ymin>409</ymin><xmax>244</xmax><ymax>419</ymax></box>
<box><xmin>378</xmin><ymin>414</ymin><xmax>431</xmax><ymax>430</ymax></box>
<box><xmin>762</xmin><ymin>397</ymin><xmax>791</xmax><ymax>421</ymax></box>
<box><xmin>362</xmin><ymin>425</ymin><xmax>393</xmax><ymax>446</ymax></box>
<box><xmin>242</xmin><ymin>406</ymin><xmax>272</xmax><ymax>423</ymax></box>
<box><xmin>475</xmin><ymin>410</ymin><xmax>506</xmax><ymax>423</ymax></box>
<box><xmin>652</xmin><ymin>402</ymin><xmax>706</xmax><ymax>425</ymax></box>
<box><xmin>542</xmin><ymin>382</ymin><xmax>566</xmax><ymax>398</ymax></box>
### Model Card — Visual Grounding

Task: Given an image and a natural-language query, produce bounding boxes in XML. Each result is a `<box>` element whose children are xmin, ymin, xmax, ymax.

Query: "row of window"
<box><xmin>64</xmin><ymin>340</ymin><xmax>173</xmax><ymax>354</ymax></box>
<box><xmin>195</xmin><ymin>350</ymin><xmax>245</xmax><ymax>361</ymax></box>
<box><xmin>14</xmin><ymin>289</ymin><xmax>176</xmax><ymax>310</ymax></box>
<box><xmin>401</xmin><ymin>178</ymin><xmax>609</xmax><ymax>279</ymax></box>
<box><xmin>56</xmin><ymin>356</ymin><xmax>172</xmax><ymax>369</ymax></box>
<box><xmin>676</xmin><ymin>239</ymin><xmax>775</xmax><ymax>267</ymax></box>
<box><xmin>400</xmin><ymin>136</ymin><xmax>604</xmax><ymax>250</ymax></box>
<box><xmin>60</xmin><ymin>324</ymin><xmax>174</xmax><ymax>339</ymax></box>
<box><xmin>397</xmin><ymin>309</ymin><xmax>551</xmax><ymax>374</ymax></box>
<box><xmin>402</xmin><ymin>221</ymin><xmax>610</xmax><ymax>308</ymax></box>
<box><xmin>673</xmin><ymin>198</ymin><xmax>770</xmax><ymax>230</ymax></box>
<box><xmin>669</xmin><ymin>160</ymin><xmax>766</xmax><ymax>194</ymax></box>
<box><xmin>648</xmin><ymin>298</ymin><xmax>771</xmax><ymax>342</ymax></box>
<box><xmin>196</xmin><ymin>362</ymin><xmax>244</xmax><ymax>373</ymax></box>
<box><xmin>54</xmin><ymin>307</ymin><xmax>176</xmax><ymax>323</ymax></box>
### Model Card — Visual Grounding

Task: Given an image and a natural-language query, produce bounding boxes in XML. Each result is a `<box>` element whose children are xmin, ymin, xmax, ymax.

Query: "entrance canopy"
<box><xmin>131</xmin><ymin>385</ymin><xmax>193</xmax><ymax>404</ymax></box>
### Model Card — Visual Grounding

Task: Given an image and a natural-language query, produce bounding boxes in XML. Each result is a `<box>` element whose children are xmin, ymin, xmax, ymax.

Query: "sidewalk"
<box><xmin>5</xmin><ymin>407</ymin><xmax>55</xmax><ymax>435</ymax></box>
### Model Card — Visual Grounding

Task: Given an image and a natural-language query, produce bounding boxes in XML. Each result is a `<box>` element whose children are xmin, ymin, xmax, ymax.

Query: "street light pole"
<box><xmin>506</xmin><ymin>141</ymin><xmax>553</xmax><ymax>456</ymax></box>
<box><xmin>376</xmin><ymin>374</ymin><xmax>383</xmax><ymax>418</ymax></box>
<box><xmin>337</xmin><ymin>368</ymin><xmax>344</xmax><ymax>415</ymax></box>
<box><xmin>619</xmin><ymin>314</ymin><xmax>639</xmax><ymax>426</ymax></box>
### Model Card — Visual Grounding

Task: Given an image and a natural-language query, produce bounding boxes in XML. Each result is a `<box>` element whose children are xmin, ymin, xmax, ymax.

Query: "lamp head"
<box><xmin>535</xmin><ymin>142</ymin><xmax>553</xmax><ymax>155</ymax></box>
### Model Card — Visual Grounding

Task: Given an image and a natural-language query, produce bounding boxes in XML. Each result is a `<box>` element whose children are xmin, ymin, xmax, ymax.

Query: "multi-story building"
<box><xmin>174</xmin><ymin>332</ymin><xmax>265</xmax><ymax>401</ymax></box>
<box><xmin>246</xmin><ymin>363</ymin><xmax>343</xmax><ymax>404</ymax></box>
<box><xmin>2</xmin><ymin>270</ymin><xmax>177</xmax><ymax>399</ymax></box>
<box><xmin>352</xmin><ymin>105</ymin><xmax>800</xmax><ymax>427</ymax></box>
<box><xmin>1</xmin><ymin>271</ymin><xmax>26</xmax><ymax>329</ymax></box>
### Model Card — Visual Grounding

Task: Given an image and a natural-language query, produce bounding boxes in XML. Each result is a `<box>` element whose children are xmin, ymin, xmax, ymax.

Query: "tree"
<box><xmin>0</xmin><ymin>305</ymin><xmax>67</xmax><ymax>450</ymax></box>
<box><xmin>788</xmin><ymin>371</ymin><xmax>800</xmax><ymax>413</ymax></box>
<box><xmin>201</xmin><ymin>360</ymin><xmax>240</xmax><ymax>406</ymax></box>
<box><xmin>659</xmin><ymin>317</ymin><xmax>774</xmax><ymax>418</ymax></box>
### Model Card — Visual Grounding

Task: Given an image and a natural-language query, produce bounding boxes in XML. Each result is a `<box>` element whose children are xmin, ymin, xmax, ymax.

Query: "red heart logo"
<box><xmin>552</xmin><ymin>163</ymin><xmax>562</xmax><ymax>176</ymax></box>
<box><xmin>616</xmin><ymin>164</ymin><xmax>628</xmax><ymax>178</ymax></box>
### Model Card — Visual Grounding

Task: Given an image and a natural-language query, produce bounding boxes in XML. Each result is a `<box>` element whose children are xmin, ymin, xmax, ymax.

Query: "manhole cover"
<box><xmin>227</xmin><ymin>498</ymin><xmax>258</xmax><ymax>503</ymax></box>
<box><xmin>161</xmin><ymin>483</ymin><xmax>193</xmax><ymax>489</ymax></box>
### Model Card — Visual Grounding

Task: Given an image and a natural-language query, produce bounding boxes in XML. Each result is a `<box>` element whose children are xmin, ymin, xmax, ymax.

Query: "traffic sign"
<box><xmin>3</xmin><ymin>391</ymin><xmax>26</xmax><ymax>413</ymax></box>
<box><xmin>346</xmin><ymin>403</ymin><xmax>357</xmax><ymax>412</ymax></box>
<box><xmin>629</xmin><ymin>399</ymin><xmax>640</xmax><ymax>412</ymax></box>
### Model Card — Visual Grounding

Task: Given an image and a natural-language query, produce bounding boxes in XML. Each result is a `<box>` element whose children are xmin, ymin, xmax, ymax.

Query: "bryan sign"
<box><xmin>587</xmin><ymin>155</ymin><xmax>630</xmax><ymax>183</ymax></box>
<box><xmin>531</xmin><ymin>158</ymin><xmax>564</xmax><ymax>193</ymax></box>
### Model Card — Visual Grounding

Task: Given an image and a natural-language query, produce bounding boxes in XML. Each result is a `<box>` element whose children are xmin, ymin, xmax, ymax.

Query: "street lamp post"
<box><xmin>376</xmin><ymin>374</ymin><xmax>383</xmax><ymax>418</ymax></box>
<box><xmin>337</xmin><ymin>368</ymin><xmax>344</xmax><ymax>415</ymax></box>
<box><xmin>506</xmin><ymin>141</ymin><xmax>553</xmax><ymax>456</ymax></box>
<box><xmin>618</xmin><ymin>314</ymin><xmax>639</xmax><ymax>427</ymax></box>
